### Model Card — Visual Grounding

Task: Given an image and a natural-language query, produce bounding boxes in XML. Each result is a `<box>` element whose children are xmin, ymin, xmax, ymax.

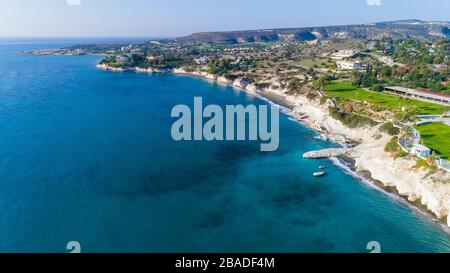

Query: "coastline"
<box><xmin>98</xmin><ymin>64</ymin><xmax>450</xmax><ymax>229</ymax></box>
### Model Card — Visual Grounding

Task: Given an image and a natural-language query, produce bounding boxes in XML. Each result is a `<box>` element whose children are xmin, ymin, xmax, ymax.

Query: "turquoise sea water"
<box><xmin>0</xmin><ymin>39</ymin><xmax>449</xmax><ymax>253</ymax></box>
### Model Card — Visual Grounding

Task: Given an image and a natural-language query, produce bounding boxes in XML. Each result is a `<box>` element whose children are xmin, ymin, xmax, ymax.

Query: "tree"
<box><xmin>130</xmin><ymin>54</ymin><xmax>145</xmax><ymax>66</ymax></box>
<box><xmin>433</xmin><ymin>56</ymin><xmax>443</xmax><ymax>65</ymax></box>
<box><xmin>394</xmin><ymin>105</ymin><xmax>420</xmax><ymax>123</ymax></box>
<box><xmin>288</xmin><ymin>78</ymin><xmax>303</xmax><ymax>94</ymax></box>
<box><xmin>370</xmin><ymin>83</ymin><xmax>384</xmax><ymax>92</ymax></box>
<box><xmin>313</xmin><ymin>76</ymin><xmax>329</xmax><ymax>92</ymax></box>
<box><xmin>351</xmin><ymin>71</ymin><xmax>364</xmax><ymax>87</ymax></box>
<box><xmin>442</xmin><ymin>106</ymin><xmax>450</xmax><ymax>117</ymax></box>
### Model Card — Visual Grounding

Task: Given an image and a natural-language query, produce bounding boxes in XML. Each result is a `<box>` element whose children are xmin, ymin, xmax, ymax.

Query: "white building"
<box><xmin>331</xmin><ymin>50</ymin><xmax>357</xmax><ymax>60</ymax></box>
<box><xmin>194</xmin><ymin>57</ymin><xmax>209</xmax><ymax>65</ymax></box>
<box><xmin>146</xmin><ymin>55</ymin><xmax>157</xmax><ymax>62</ymax></box>
<box><xmin>380</xmin><ymin>56</ymin><xmax>395</xmax><ymax>66</ymax></box>
<box><xmin>336</xmin><ymin>60</ymin><xmax>365</xmax><ymax>70</ymax></box>
<box><xmin>411</xmin><ymin>144</ymin><xmax>431</xmax><ymax>159</ymax></box>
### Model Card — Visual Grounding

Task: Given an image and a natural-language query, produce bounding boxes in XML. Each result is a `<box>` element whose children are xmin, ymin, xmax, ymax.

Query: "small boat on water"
<box><xmin>313</xmin><ymin>172</ymin><xmax>326</xmax><ymax>177</ymax></box>
<box><xmin>319</xmin><ymin>166</ymin><xmax>327</xmax><ymax>169</ymax></box>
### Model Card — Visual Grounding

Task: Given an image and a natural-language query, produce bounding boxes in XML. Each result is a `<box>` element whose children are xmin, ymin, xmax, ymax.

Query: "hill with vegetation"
<box><xmin>176</xmin><ymin>20</ymin><xmax>450</xmax><ymax>44</ymax></box>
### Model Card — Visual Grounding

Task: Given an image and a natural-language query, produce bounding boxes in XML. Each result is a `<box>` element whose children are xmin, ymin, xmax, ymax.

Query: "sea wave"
<box><xmin>253</xmin><ymin>93</ymin><xmax>292</xmax><ymax>115</ymax></box>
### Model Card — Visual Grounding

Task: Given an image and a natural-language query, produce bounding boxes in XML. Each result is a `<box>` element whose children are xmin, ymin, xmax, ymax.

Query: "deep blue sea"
<box><xmin>0</xmin><ymin>38</ymin><xmax>449</xmax><ymax>253</ymax></box>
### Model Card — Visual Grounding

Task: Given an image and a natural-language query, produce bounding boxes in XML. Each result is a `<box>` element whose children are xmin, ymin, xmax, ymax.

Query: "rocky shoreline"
<box><xmin>290</xmin><ymin>90</ymin><xmax>450</xmax><ymax>228</ymax></box>
<box><xmin>98</xmin><ymin>64</ymin><xmax>450</xmax><ymax>228</ymax></box>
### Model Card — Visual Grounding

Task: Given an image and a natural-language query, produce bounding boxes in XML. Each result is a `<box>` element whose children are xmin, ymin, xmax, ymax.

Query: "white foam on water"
<box><xmin>254</xmin><ymin>93</ymin><xmax>292</xmax><ymax>115</ymax></box>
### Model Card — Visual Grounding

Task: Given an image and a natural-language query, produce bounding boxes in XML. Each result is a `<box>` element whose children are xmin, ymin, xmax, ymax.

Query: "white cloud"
<box><xmin>367</xmin><ymin>0</ymin><xmax>382</xmax><ymax>6</ymax></box>
<box><xmin>66</xmin><ymin>0</ymin><xmax>81</xmax><ymax>6</ymax></box>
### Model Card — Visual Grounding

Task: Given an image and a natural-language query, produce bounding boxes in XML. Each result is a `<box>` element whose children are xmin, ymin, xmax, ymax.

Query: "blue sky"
<box><xmin>1</xmin><ymin>0</ymin><xmax>449</xmax><ymax>37</ymax></box>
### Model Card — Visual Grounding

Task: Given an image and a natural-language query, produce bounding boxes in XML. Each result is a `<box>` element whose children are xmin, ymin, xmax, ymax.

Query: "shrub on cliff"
<box><xmin>328</xmin><ymin>107</ymin><xmax>378</xmax><ymax>128</ymax></box>
<box><xmin>288</xmin><ymin>78</ymin><xmax>303</xmax><ymax>94</ymax></box>
<box><xmin>385</xmin><ymin>137</ymin><xmax>410</xmax><ymax>159</ymax></box>
<box><xmin>394</xmin><ymin>150</ymin><xmax>408</xmax><ymax>159</ymax></box>
<box><xmin>306</xmin><ymin>91</ymin><xmax>318</xmax><ymax>100</ymax></box>
<box><xmin>385</xmin><ymin>137</ymin><xmax>401</xmax><ymax>153</ymax></box>
<box><xmin>380</xmin><ymin>122</ymin><xmax>400</xmax><ymax>136</ymax></box>
<box><xmin>256</xmin><ymin>82</ymin><xmax>271</xmax><ymax>90</ymax></box>
<box><xmin>415</xmin><ymin>159</ymin><xmax>430</xmax><ymax>169</ymax></box>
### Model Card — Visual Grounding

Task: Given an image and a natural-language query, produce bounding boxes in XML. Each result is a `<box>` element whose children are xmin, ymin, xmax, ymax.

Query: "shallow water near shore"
<box><xmin>0</xmin><ymin>39</ymin><xmax>449</xmax><ymax>253</ymax></box>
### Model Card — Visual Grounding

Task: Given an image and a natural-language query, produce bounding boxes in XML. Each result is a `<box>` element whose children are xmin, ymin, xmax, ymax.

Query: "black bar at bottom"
<box><xmin>0</xmin><ymin>253</ymin><xmax>446</xmax><ymax>272</ymax></box>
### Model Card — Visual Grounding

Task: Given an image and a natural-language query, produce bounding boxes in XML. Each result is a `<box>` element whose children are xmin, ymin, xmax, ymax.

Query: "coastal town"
<box><xmin>30</xmin><ymin>20</ymin><xmax>450</xmax><ymax>227</ymax></box>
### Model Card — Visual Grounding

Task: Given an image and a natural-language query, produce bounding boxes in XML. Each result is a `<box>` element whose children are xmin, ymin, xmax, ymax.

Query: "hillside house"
<box><xmin>411</xmin><ymin>144</ymin><xmax>431</xmax><ymax>159</ymax></box>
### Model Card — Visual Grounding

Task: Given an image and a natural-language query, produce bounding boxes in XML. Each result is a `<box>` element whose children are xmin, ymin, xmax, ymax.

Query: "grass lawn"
<box><xmin>294</xmin><ymin>59</ymin><xmax>335</xmax><ymax>70</ymax></box>
<box><xmin>325</xmin><ymin>82</ymin><xmax>447</xmax><ymax>115</ymax></box>
<box><xmin>416</xmin><ymin>122</ymin><xmax>450</xmax><ymax>159</ymax></box>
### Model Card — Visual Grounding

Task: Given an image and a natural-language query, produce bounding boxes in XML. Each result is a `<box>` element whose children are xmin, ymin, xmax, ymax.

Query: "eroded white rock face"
<box><xmin>303</xmin><ymin>148</ymin><xmax>351</xmax><ymax>159</ymax></box>
<box><xmin>96</xmin><ymin>64</ymin><xmax>126</xmax><ymax>72</ymax></box>
<box><xmin>173</xmin><ymin>68</ymin><xmax>187</xmax><ymax>74</ymax></box>
<box><xmin>348</xmin><ymin>131</ymin><xmax>450</xmax><ymax>221</ymax></box>
<box><xmin>289</xmin><ymin>94</ymin><xmax>450</xmax><ymax>225</ymax></box>
<box><xmin>203</xmin><ymin>73</ymin><xmax>216</xmax><ymax>80</ymax></box>
<box><xmin>217</xmin><ymin>76</ymin><xmax>233</xmax><ymax>85</ymax></box>
<box><xmin>245</xmin><ymin>84</ymin><xmax>258</xmax><ymax>94</ymax></box>
<box><xmin>133</xmin><ymin>67</ymin><xmax>154</xmax><ymax>73</ymax></box>
<box><xmin>232</xmin><ymin>78</ymin><xmax>247</xmax><ymax>89</ymax></box>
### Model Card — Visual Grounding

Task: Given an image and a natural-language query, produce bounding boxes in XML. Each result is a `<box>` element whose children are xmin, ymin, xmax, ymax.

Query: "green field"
<box><xmin>325</xmin><ymin>82</ymin><xmax>447</xmax><ymax>115</ymax></box>
<box><xmin>416</xmin><ymin>122</ymin><xmax>450</xmax><ymax>159</ymax></box>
